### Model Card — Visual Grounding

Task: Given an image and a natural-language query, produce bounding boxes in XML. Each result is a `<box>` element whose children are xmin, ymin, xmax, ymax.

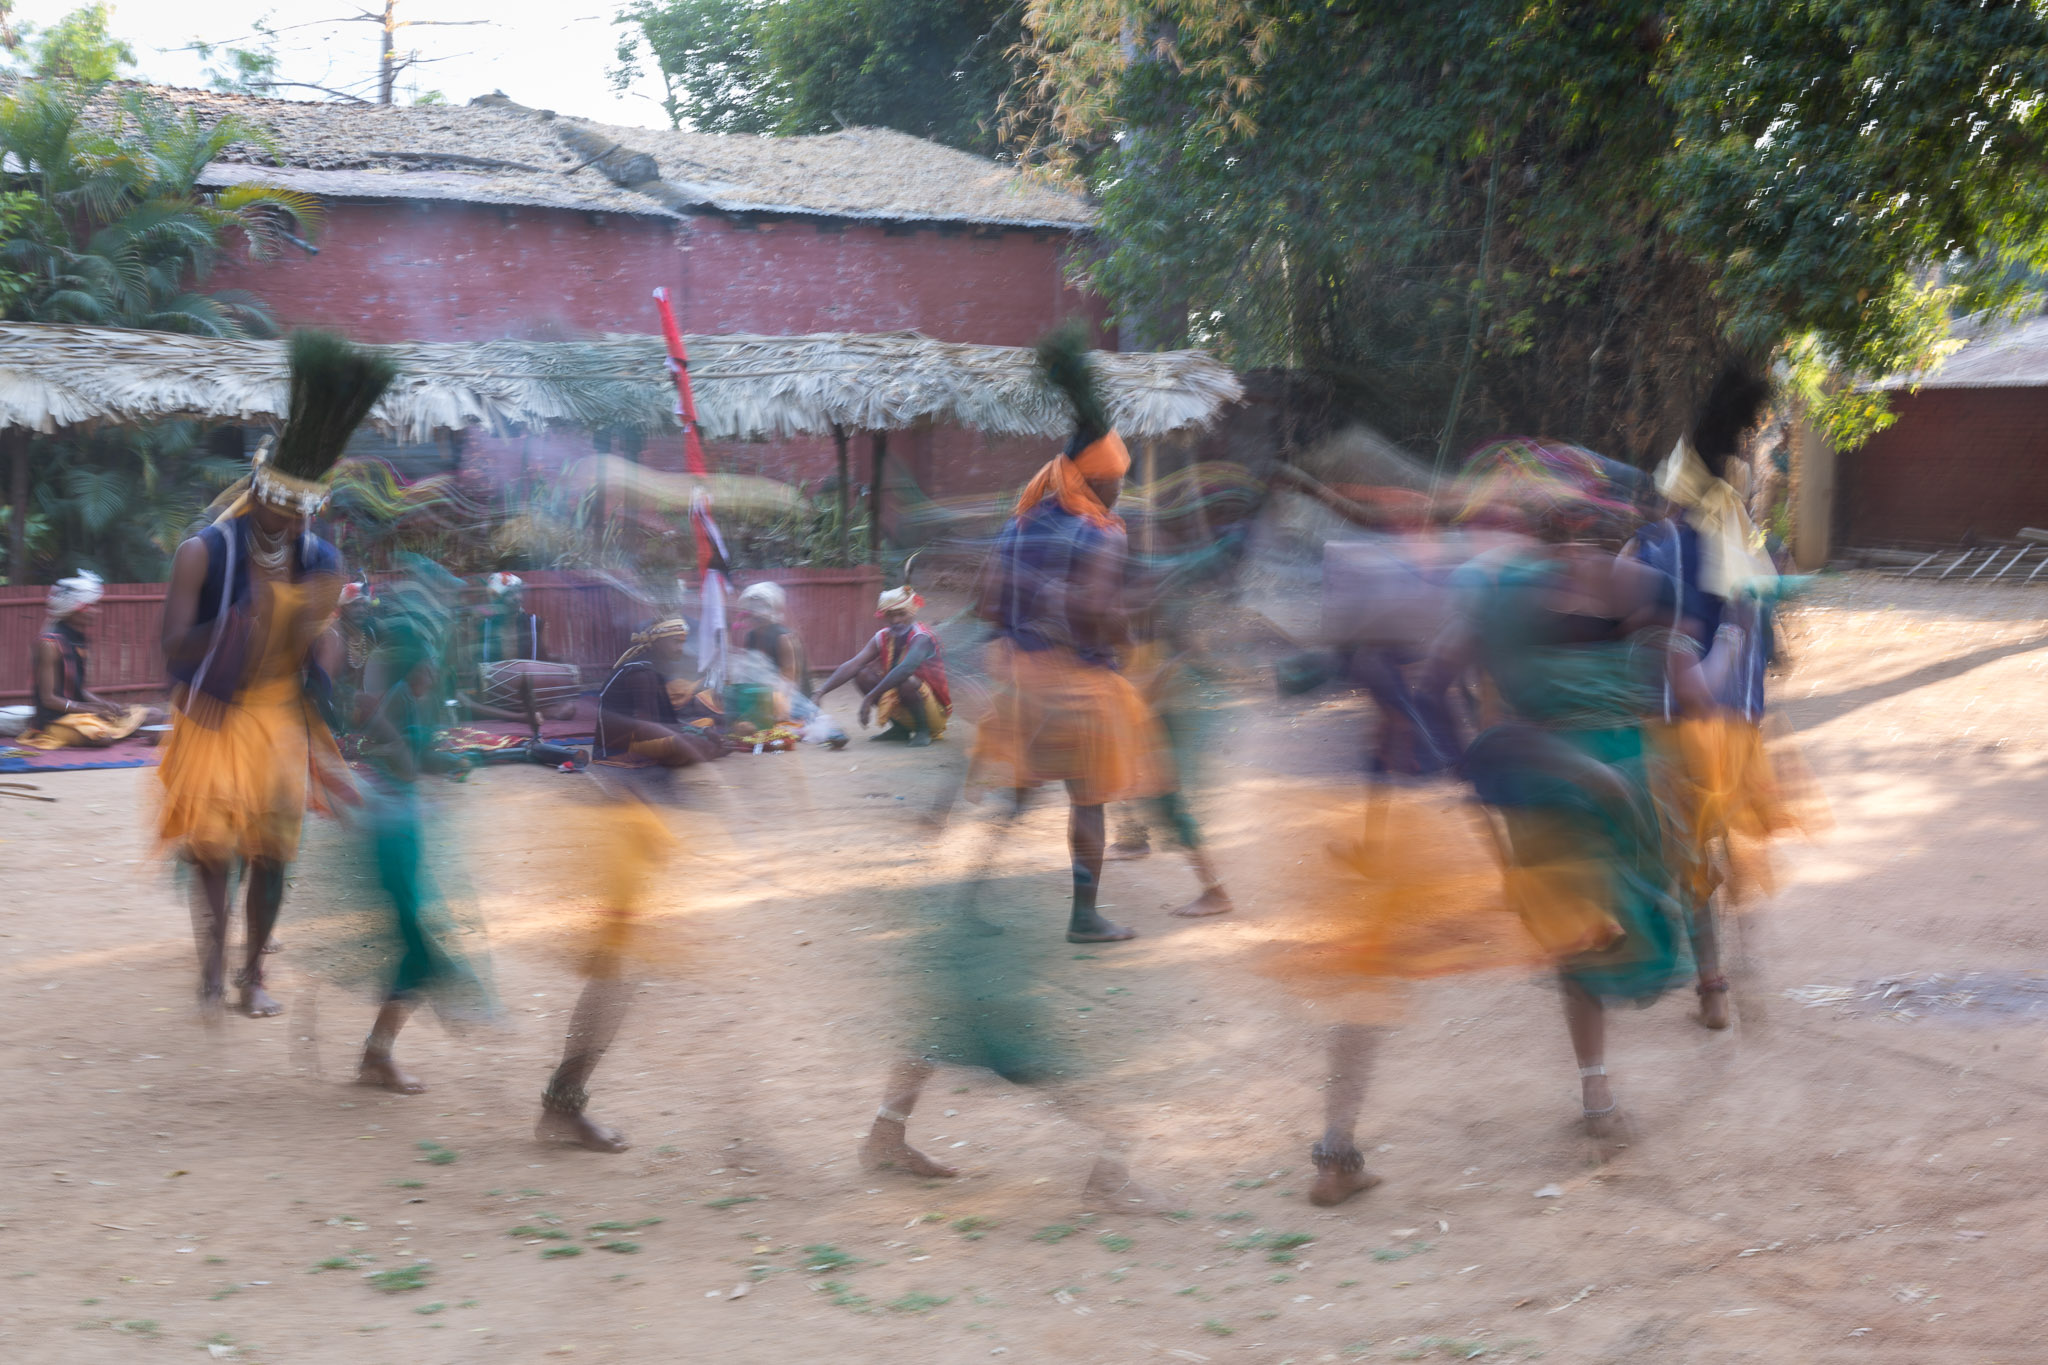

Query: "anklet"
<box><xmin>1309</xmin><ymin>1140</ymin><xmax>1365</xmax><ymax>1173</ymax></box>
<box><xmin>875</xmin><ymin>1106</ymin><xmax>910</xmax><ymax>1123</ymax></box>
<box><xmin>1578</xmin><ymin>1064</ymin><xmax>1606</xmax><ymax>1078</ymax></box>
<box><xmin>541</xmin><ymin>1085</ymin><xmax>589</xmax><ymax>1115</ymax></box>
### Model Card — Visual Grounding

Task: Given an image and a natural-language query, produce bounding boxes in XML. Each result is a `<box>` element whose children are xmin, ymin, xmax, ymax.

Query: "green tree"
<box><xmin>614</xmin><ymin>0</ymin><xmax>1032</xmax><ymax>153</ymax></box>
<box><xmin>1021</xmin><ymin>0</ymin><xmax>2048</xmax><ymax>457</ymax></box>
<box><xmin>12</xmin><ymin>2</ymin><xmax>133</xmax><ymax>82</ymax></box>
<box><xmin>0</xmin><ymin>78</ymin><xmax>319</xmax><ymax>580</ymax></box>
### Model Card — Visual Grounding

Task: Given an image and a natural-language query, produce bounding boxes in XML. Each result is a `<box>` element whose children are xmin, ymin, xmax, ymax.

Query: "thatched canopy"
<box><xmin>0</xmin><ymin>324</ymin><xmax>1242</xmax><ymax>443</ymax></box>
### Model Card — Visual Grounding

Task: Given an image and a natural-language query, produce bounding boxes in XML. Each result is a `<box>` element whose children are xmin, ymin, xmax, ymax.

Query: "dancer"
<box><xmin>538</xmin><ymin>618</ymin><xmax>722</xmax><ymax>1151</ymax></box>
<box><xmin>20</xmin><ymin>569</ymin><xmax>163</xmax><ymax>749</ymax></box>
<box><xmin>964</xmin><ymin>322</ymin><xmax>1168</xmax><ymax>943</ymax></box>
<box><xmin>1271</xmin><ymin>441</ymin><xmax>1749</xmax><ymax>1203</ymax></box>
<box><xmin>352</xmin><ymin>572</ymin><xmax>491</xmax><ymax>1093</ymax></box>
<box><xmin>810</xmin><ymin>586</ymin><xmax>951</xmax><ymax>746</ymax></box>
<box><xmin>158</xmin><ymin>331</ymin><xmax>393</xmax><ymax>1017</ymax></box>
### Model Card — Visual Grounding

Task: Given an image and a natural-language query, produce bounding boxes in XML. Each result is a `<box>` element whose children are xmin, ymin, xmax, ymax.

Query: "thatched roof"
<box><xmin>0</xmin><ymin>324</ymin><xmax>1241</xmax><ymax>442</ymax></box>
<box><xmin>39</xmin><ymin>79</ymin><xmax>1092</xmax><ymax>229</ymax></box>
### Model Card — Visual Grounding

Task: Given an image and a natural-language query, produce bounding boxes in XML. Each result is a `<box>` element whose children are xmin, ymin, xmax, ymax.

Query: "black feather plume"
<box><xmin>1689</xmin><ymin>363</ymin><xmax>1772</xmax><ymax>474</ymax></box>
<box><xmin>271</xmin><ymin>330</ymin><xmax>399</xmax><ymax>482</ymax></box>
<box><xmin>1034</xmin><ymin>320</ymin><xmax>1111</xmax><ymax>456</ymax></box>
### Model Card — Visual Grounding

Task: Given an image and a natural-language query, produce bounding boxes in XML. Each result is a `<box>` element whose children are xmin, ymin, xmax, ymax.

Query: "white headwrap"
<box><xmin>1656</xmin><ymin>440</ymin><xmax>1777</xmax><ymax>600</ymax></box>
<box><xmin>486</xmin><ymin>572</ymin><xmax>525</xmax><ymax>597</ymax></box>
<box><xmin>47</xmin><ymin>569</ymin><xmax>104</xmax><ymax>619</ymax></box>
<box><xmin>736</xmin><ymin>580</ymin><xmax>787</xmax><ymax>622</ymax></box>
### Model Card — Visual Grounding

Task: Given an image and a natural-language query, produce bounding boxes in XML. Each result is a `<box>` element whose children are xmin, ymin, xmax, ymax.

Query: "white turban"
<box><xmin>47</xmin><ymin>569</ymin><xmax>104</xmax><ymax>618</ymax></box>
<box><xmin>486</xmin><ymin>572</ymin><xmax>525</xmax><ymax>597</ymax></box>
<box><xmin>736</xmin><ymin>580</ymin><xmax>787</xmax><ymax>622</ymax></box>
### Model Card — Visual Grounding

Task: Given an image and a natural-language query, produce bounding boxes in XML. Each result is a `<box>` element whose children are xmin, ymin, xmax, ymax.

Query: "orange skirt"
<box><xmin>157</xmin><ymin>675</ymin><xmax>351</xmax><ymax>865</ymax></box>
<box><xmin>1254</xmin><ymin>782</ymin><xmax>1623</xmax><ymax>1014</ymax></box>
<box><xmin>579</xmin><ymin>793</ymin><xmax>681</xmax><ymax>979</ymax></box>
<box><xmin>967</xmin><ymin>641</ymin><xmax>1167</xmax><ymax>807</ymax></box>
<box><xmin>1650</xmin><ymin>714</ymin><xmax>1822</xmax><ymax>910</ymax></box>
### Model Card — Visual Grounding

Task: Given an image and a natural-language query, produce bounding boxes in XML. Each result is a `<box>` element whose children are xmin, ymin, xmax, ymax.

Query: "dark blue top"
<box><xmin>1632</xmin><ymin>514</ymin><xmax>1770</xmax><ymax>718</ymax></box>
<box><xmin>988</xmin><ymin>498</ymin><xmax>1121</xmax><ymax>668</ymax></box>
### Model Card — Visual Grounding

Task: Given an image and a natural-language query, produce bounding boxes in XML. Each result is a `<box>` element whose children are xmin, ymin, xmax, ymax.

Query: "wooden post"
<box><xmin>833</xmin><ymin>423</ymin><xmax>851</xmax><ymax>566</ymax></box>
<box><xmin>5</xmin><ymin>429</ymin><xmax>26</xmax><ymax>585</ymax></box>
<box><xmin>1140</xmin><ymin>437</ymin><xmax>1159</xmax><ymax>558</ymax></box>
<box><xmin>868</xmin><ymin>429</ymin><xmax>888</xmax><ymax>565</ymax></box>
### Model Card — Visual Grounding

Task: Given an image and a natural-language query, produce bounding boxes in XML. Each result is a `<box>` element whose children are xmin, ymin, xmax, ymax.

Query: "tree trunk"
<box><xmin>868</xmin><ymin>431</ymin><xmax>888</xmax><ymax>565</ymax></box>
<box><xmin>379</xmin><ymin>0</ymin><xmax>398</xmax><ymax>105</ymax></box>
<box><xmin>5</xmin><ymin>429</ymin><xmax>26</xmax><ymax>585</ymax></box>
<box><xmin>833</xmin><ymin>424</ymin><xmax>850</xmax><ymax>567</ymax></box>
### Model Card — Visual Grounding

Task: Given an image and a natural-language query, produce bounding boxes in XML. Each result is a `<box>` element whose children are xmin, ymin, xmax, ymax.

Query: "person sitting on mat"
<box><xmin>21</xmin><ymin>570</ymin><xmax>163</xmax><ymax>749</ymax></box>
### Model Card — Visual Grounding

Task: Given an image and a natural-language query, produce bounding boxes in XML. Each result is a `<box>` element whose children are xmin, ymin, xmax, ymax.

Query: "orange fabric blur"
<box><xmin>1650</xmin><ymin>713</ymin><xmax>1822</xmax><ymax>911</ymax></box>
<box><xmin>967</xmin><ymin>639</ymin><xmax>1165</xmax><ymax>806</ymax></box>
<box><xmin>1013</xmin><ymin>431</ymin><xmax>1131</xmax><ymax>532</ymax></box>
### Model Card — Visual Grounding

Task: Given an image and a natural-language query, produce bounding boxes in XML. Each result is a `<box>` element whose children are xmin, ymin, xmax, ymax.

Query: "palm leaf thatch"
<box><xmin>0</xmin><ymin>323</ymin><xmax>1242</xmax><ymax>443</ymax></box>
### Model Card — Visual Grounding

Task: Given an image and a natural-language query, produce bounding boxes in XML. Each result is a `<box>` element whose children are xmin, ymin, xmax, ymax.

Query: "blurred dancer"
<box><xmin>539</xmin><ymin>618</ymin><xmax>722</xmax><ymax>1151</ymax></box>
<box><xmin>736</xmin><ymin>580</ymin><xmax>810</xmax><ymax>687</ymax></box>
<box><xmin>965</xmin><ymin>323</ymin><xmax>1166</xmax><ymax>943</ymax></box>
<box><xmin>811</xmin><ymin>586</ymin><xmax>950</xmax><ymax>745</ymax></box>
<box><xmin>353</xmin><ymin>573</ymin><xmax>490</xmax><ymax>1093</ymax></box>
<box><xmin>1634</xmin><ymin>367</ymin><xmax>1804</xmax><ymax>1028</ymax></box>
<box><xmin>158</xmin><ymin>332</ymin><xmax>392</xmax><ymax>1017</ymax></box>
<box><xmin>21</xmin><ymin>570</ymin><xmax>163</xmax><ymax>748</ymax></box>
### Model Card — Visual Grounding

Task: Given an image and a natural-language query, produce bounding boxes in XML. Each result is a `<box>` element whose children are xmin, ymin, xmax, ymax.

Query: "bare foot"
<box><xmin>535</xmin><ymin>1109</ymin><xmax>630</xmax><ymax>1153</ymax></box>
<box><xmin>1696</xmin><ymin>978</ymin><xmax>1731</xmax><ymax>1030</ymax></box>
<box><xmin>239</xmin><ymin>984</ymin><xmax>283</xmax><ymax>1017</ymax></box>
<box><xmin>195</xmin><ymin>988</ymin><xmax>227</xmax><ymax>1028</ymax></box>
<box><xmin>1168</xmin><ymin>886</ymin><xmax>1233</xmax><ymax>918</ymax></box>
<box><xmin>859</xmin><ymin>1120</ymin><xmax>958</xmax><ymax>1178</ymax></box>
<box><xmin>357</xmin><ymin>1053</ymin><xmax>426</xmax><ymax>1095</ymax></box>
<box><xmin>1103</xmin><ymin>841</ymin><xmax>1151</xmax><ymax>862</ymax></box>
<box><xmin>263</xmin><ymin>935</ymin><xmax>283</xmax><ymax>954</ymax></box>
<box><xmin>1307</xmin><ymin>1141</ymin><xmax>1382</xmax><ymax>1206</ymax></box>
<box><xmin>1581</xmin><ymin>1073</ymin><xmax>1630</xmax><ymax>1153</ymax></box>
<box><xmin>1081</xmin><ymin>1156</ymin><xmax>1171</xmax><ymax>1214</ymax></box>
<box><xmin>1066</xmin><ymin>912</ymin><xmax>1137</xmax><ymax>943</ymax></box>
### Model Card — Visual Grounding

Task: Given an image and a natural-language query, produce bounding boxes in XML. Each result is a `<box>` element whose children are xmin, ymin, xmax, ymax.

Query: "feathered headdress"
<box><xmin>252</xmin><ymin>330</ymin><xmax>399</xmax><ymax>514</ymax></box>
<box><xmin>1033</xmin><ymin>320</ymin><xmax>1128</xmax><ymax>482</ymax></box>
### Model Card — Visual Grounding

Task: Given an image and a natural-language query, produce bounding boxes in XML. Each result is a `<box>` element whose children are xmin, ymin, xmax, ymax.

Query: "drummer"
<box><xmin>456</xmin><ymin>573</ymin><xmax>576</xmax><ymax>723</ymax></box>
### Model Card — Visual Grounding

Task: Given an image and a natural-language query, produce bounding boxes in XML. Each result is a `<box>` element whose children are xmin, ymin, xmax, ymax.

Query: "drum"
<box><xmin>477</xmin><ymin>659</ymin><xmax>582</xmax><ymax>710</ymax></box>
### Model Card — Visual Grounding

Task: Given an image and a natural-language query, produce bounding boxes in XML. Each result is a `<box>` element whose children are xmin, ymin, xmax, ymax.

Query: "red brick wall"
<box><xmin>1845</xmin><ymin>387</ymin><xmax>2048</xmax><ymax>545</ymax></box>
<box><xmin>204</xmin><ymin>200</ymin><xmax>1098</xmax><ymax>494</ymax></box>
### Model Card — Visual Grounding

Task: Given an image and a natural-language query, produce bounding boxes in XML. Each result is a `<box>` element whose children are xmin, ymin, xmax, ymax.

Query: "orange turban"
<box><xmin>1013</xmin><ymin>431</ymin><xmax>1131</xmax><ymax>530</ymax></box>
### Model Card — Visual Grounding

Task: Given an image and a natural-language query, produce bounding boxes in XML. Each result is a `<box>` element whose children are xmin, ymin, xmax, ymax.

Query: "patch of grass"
<box><xmin>1394</xmin><ymin>1339</ymin><xmax>1492</xmax><ymax>1361</ymax></box>
<box><xmin>540</xmin><ymin>1246</ymin><xmax>583</xmax><ymax>1260</ymax></box>
<box><xmin>1269</xmin><ymin>1273</ymin><xmax>1292</xmax><ymax>1284</ymax></box>
<box><xmin>1229</xmin><ymin>1177</ymin><xmax>1267</xmax><ymax>1189</ymax></box>
<box><xmin>887</xmin><ymin>1292</ymin><xmax>951</xmax><ymax>1313</ymax></box>
<box><xmin>953</xmin><ymin>1216</ymin><xmax>997</xmax><ymax>1236</ymax></box>
<box><xmin>705</xmin><ymin>1195</ymin><xmax>759</xmax><ymax>1210</ymax></box>
<box><xmin>1255</xmin><ymin>1310</ymin><xmax>1280</xmax><ymax>1321</ymax></box>
<box><xmin>1213</xmin><ymin>1211</ymin><xmax>1252</xmax><ymax>1222</ymax></box>
<box><xmin>1098</xmin><ymin>1233</ymin><xmax>1135</xmax><ymax>1253</ymax></box>
<box><xmin>312</xmin><ymin>1251</ymin><xmax>373</xmax><ymax>1272</ymax></box>
<box><xmin>389</xmin><ymin>1179</ymin><xmax>426</xmax><ymax>1189</ymax></box>
<box><xmin>208</xmin><ymin>1285</ymin><xmax>240</xmax><ymax>1301</ymax></box>
<box><xmin>415</xmin><ymin>1301</ymin><xmax>445</xmax><ymax>1316</ymax></box>
<box><xmin>416</xmin><ymin>1141</ymin><xmax>459</xmax><ymax>1166</ymax></box>
<box><xmin>117</xmin><ymin>1320</ymin><xmax>159</xmax><ymax>1336</ymax></box>
<box><xmin>1165</xmin><ymin>1210</ymin><xmax>1194</xmax><ymax>1221</ymax></box>
<box><xmin>588</xmin><ymin>1218</ymin><xmax>661</xmax><ymax>1232</ymax></box>
<box><xmin>801</xmin><ymin>1245</ymin><xmax>861</xmax><ymax>1274</ymax></box>
<box><xmin>1372</xmin><ymin>1241</ymin><xmax>1434</xmax><ymax>1263</ymax></box>
<box><xmin>1337</xmin><ymin>1279</ymin><xmax>1360</xmax><ymax>1288</ymax></box>
<box><xmin>1343</xmin><ymin>1342</ymin><xmax>1374</xmax><ymax>1358</ymax></box>
<box><xmin>204</xmin><ymin>1255</ymin><xmax>226</xmax><ymax>1266</ymax></box>
<box><xmin>1032</xmin><ymin>1224</ymin><xmax>1078</xmax><ymax>1243</ymax></box>
<box><xmin>820</xmin><ymin>1280</ymin><xmax>869</xmax><ymax>1309</ymax></box>
<box><xmin>509</xmin><ymin>1224</ymin><xmax>570</xmax><ymax>1241</ymax></box>
<box><xmin>80</xmin><ymin>1299</ymin><xmax>98</xmax><ymax>1306</ymax></box>
<box><xmin>365</xmin><ymin>1264</ymin><xmax>432</xmax><ymax>1293</ymax></box>
<box><xmin>597</xmin><ymin>1241</ymin><xmax>641</xmax><ymax>1254</ymax></box>
<box><xmin>1201</xmin><ymin>1319</ymin><xmax>1235</xmax><ymax>1337</ymax></box>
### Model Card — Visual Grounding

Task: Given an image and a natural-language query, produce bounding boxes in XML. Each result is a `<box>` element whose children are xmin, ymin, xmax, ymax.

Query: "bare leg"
<box><xmin>189</xmin><ymin>858</ymin><xmax>231</xmax><ymax>1016</ymax></box>
<box><xmin>238</xmin><ymin>859</ymin><xmax>286</xmax><ymax>1017</ymax></box>
<box><xmin>858</xmin><ymin>1057</ymin><xmax>958</xmax><ymax>1178</ymax></box>
<box><xmin>535</xmin><ymin>977</ymin><xmax>632</xmax><ymax>1152</ymax></box>
<box><xmin>1692</xmin><ymin>894</ymin><xmax>1730</xmax><ymax>1029</ymax></box>
<box><xmin>358</xmin><ymin>997</ymin><xmax>425</xmax><ymax>1094</ymax></box>
<box><xmin>1066</xmin><ymin>794</ymin><xmax>1133</xmax><ymax>942</ymax></box>
<box><xmin>1562</xmin><ymin>976</ymin><xmax>1618</xmax><ymax>1135</ymax></box>
<box><xmin>1308</xmin><ymin>1023</ymin><xmax>1384</xmax><ymax>1206</ymax></box>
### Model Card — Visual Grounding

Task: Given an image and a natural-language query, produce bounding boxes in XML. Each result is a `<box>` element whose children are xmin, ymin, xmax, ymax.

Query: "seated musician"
<box><xmin>593</xmin><ymin>618</ymin><xmax>725</xmax><ymax>762</ymax></box>
<box><xmin>21</xmin><ymin>570</ymin><xmax>164</xmax><ymax>749</ymax></box>
<box><xmin>809</xmin><ymin>586</ymin><xmax>950</xmax><ymax>746</ymax></box>
<box><xmin>456</xmin><ymin>573</ymin><xmax>578</xmax><ymax>724</ymax></box>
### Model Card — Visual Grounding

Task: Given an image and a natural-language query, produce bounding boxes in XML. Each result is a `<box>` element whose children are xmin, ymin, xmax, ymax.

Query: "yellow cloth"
<box><xmin>18</xmin><ymin>704</ymin><xmax>148</xmax><ymax>750</ymax></box>
<box><xmin>877</xmin><ymin>677</ymin><xmax>949</xmax><ymax>739</ymax></box>
<box><xmin>1650</xmin><ymin>714</ymin><xmax>1819</xmax><ymax>911</ymax></box>
<box><xmin>158</xmin><ymin>581</ymin><xmax>351</xmax><ymax>864</ymax></box>
<box><xmin>581</xmin><ymin>795</ymin><xmax>679</xmax><ymax>979</ymax></box>
<box><xmin>1656</xmin><ymin>440</ymin><xmax>1776</xmax><ymax>600</ymax></box>
<box><xmin>968</xmin><ymin>639</ymin><xmax>1164</xmax><ymax>806</ymax></box>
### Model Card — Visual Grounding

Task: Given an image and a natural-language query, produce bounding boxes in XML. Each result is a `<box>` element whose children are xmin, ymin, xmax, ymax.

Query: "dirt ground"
<box><xmin>4</xmin><ymin>571</ymin><xmax>2047</xmax><ymax>1364</ymax></box>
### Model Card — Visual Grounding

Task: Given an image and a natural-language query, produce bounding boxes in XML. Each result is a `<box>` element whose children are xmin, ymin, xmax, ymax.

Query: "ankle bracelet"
<box><xmin>541</xmin><ymin>1085</ymin><xmax>589</xmax><ymax>1116</ymax></box>
<box><xmin>875</xmin><ymin>1106</ymin><xmax>909</xmax><ymax>1124</ymax></box>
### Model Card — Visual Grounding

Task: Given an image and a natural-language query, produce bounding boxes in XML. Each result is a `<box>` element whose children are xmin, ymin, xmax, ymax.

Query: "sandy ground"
<box><xmin>3</xmin><ymin>571</ymin><xmax>2047</xmax><ymax>1364</ymax></box>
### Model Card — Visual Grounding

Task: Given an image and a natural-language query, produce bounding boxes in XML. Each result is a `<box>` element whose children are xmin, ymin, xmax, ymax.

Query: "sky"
<box><xmin>7</xmin><ymin>0</ymin><xmax>676</xmax><ymax>127</ymax></box>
